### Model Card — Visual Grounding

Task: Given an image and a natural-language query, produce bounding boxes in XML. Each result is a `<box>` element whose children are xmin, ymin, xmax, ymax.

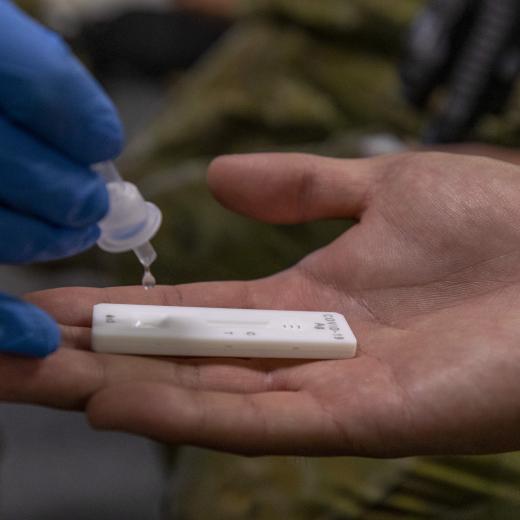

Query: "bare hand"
<box><xmin>11</xmin><ymin>152</ymin><xmax>520</xmax><ymax>457</ymax></box>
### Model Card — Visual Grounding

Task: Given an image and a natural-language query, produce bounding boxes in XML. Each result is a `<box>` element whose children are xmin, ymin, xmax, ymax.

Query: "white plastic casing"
<box><xmin>92</xmin><ymin>304</ymin><xmax>357</xmax><ymax>359</ymax></box>
<box><xmin>97</xmin><ymin>182</ymin><xmax>162</xmax><ymax>254</ymax></box>
<box><xmin>93</xmin><ymin>161</ymin><xmax>162</xmax><ymax>255</ymax></box>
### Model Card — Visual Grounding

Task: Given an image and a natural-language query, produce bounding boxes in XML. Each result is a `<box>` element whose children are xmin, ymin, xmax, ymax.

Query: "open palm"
<box><xmin>9</xmin><ymin>151</ymin><xmax>520</xmax><ymax>457</ymax></box>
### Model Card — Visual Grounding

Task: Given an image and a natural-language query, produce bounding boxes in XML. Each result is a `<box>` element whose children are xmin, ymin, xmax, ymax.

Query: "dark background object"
<box><xmin>401</xmin><ymin>0</ymin><xmax>520</xmax><ymax>143</ymax></box>
<box><xmin>73</xmin><ymin>10</ymin><xmax>231</xmax><ymax>78</ymax></box>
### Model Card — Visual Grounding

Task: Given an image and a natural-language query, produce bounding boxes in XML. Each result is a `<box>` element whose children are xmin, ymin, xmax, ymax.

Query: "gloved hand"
<box><xmin>0</xmin><ymin>1</ymin><xmax>124</xmax><ymax>357</ymax></box>
<box><xmin>400</xmin><ymin>0</ymin><xmax>520</xmax><ymax>143</ymax></box>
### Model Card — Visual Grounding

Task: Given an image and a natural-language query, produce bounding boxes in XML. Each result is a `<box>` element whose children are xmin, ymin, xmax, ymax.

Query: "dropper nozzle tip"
<box><xmin>133</xmin><ymin>242</ymin><xmax>157</xmax><ymax>268</ymax></box>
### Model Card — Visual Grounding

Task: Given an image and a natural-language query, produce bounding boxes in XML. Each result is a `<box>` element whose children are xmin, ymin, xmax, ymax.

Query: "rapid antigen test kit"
<box><xmin>92</xmin><ymin>304</ymin><xmax>357</xmax><ymax>359</ymax></box>
<box><xmin>91</xmin><ymin>163</ymin><xmax>357</xmax><ymax>360</ymax></box>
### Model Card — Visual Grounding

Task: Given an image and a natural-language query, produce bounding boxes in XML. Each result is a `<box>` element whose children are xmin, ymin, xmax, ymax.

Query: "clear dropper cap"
<box><xmin>93</xmin><ymin>161</ymin><xmax>162</xmax><ymax>269</ymax></box>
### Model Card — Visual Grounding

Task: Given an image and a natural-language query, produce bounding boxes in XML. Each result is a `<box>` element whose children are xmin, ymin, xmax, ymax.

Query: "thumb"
<box><xmin>0</xmin><ymin>293</ymin><xmax>60</xmax><ymax>357</ymax></box>
<box><xmin>208</xmin><ymin>153</ymin><xmax>380</xmax><ymax>224</ymax></box>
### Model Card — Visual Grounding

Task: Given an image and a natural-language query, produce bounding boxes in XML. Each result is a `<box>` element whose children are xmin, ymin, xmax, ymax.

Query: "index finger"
<box><xmin>26</xmin><ymin>274</ymin><xmax>299</xmax><ymax>328</ymax></box>
<box><xmin>87</xmin><ymin>382</ymin><xmax>343</xmax><ymax>456</ymax></box>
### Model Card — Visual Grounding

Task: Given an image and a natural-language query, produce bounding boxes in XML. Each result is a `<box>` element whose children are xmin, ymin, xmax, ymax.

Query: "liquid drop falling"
<box><xmin>142</xmin><ymin>266</ymin><xmax>156</xmax><ymax>290</ymax></box>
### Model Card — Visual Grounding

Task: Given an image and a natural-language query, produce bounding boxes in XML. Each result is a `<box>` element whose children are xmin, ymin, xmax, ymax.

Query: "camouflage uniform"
<box><xmin>168</xmin><ymin>450</ymin><xmax>520</xmax><ymax>519</ymax></box>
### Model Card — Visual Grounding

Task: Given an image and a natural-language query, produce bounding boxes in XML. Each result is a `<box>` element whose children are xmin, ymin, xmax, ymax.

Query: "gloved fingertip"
<box><xmin>0</xmin><ymin>297</ymin><xmax>61</xmax><ymax>358</ymax></box>
<box><xmin>64</xmin><ymin>224</ymin><xmax>101</xmax><ymax>258</ymax></box>
<box><xmin>65</xmin><ymin>179</ymin><xmax>109</xmax><ymax>228</ymax></box>
<box><xmin>82</xmin><ymin>224</ymin><xmax>102</xmax><ymax>249</ymax></box>
<box><xmin>80</xmin><ymin>105</ymin><xmax>125</xmax><ymax>164</ymax></box>
<box><xmin>99</xmin><ymin>114</ymin><xmax>125</xmax><ymax>160</ymax></box>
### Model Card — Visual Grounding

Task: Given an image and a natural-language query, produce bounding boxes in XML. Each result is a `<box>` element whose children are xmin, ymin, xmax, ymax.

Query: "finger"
<box><xmin>208</xmin><ymin>153</ymin><xmax>380</xmax><ymax>222</ymax></box>
<box><xmin>87</xmin><ymin>382</ymin><xmax>342</xmax><ymax>455</ymax></box>
<box><xmin>0</xmin><ymin>2</ymin><xmax>123</xmax><ymax>163</ymax></box>
<box><xmin>0</xmin><ymin>116</ymin><xmax>108</xmax><ymax>228</ymax></box>
<box><xmin>0</xmin><ymin>347</ymin><xmax>104</xmax><ymax>408</ymax></box>
<box><xmin>60</xmin><ymin>322</ymin><xmax>303</xmax><ymax>392</ymax></box>
<box><xmin>62</xmin><ymin>316</ymin><xmax>304</xmax><ymax>390</ymax></box>
<box><xmin>27</xmin><ymin>273</ymin><xmax>301</xmax><ymax>328</ymax></box>
<box><xmin>0</xmin><ymin>347</ymin><xmax>292</xmax><ymax>408</ymax></box>
<box><xmin>0</xmin><ymin>293</ymin><xmax>60</xmax><ymax>357</ymax></box>
<box><xmin>0</xmin><ymin>206</ymin><xmax>100</xmax><ymax>264</ymax></box>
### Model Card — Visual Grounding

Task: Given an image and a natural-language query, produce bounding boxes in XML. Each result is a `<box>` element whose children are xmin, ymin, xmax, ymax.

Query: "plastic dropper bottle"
<box><xmin>93</xmin><ymin>162</ymin><xmax>162</xmax><ymax>289</ymax></box>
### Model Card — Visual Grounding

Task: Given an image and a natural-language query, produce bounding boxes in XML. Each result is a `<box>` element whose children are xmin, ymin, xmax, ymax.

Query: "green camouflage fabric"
<box><xmin>105</xmin><ymin>0</ymin><xmax>520</xmax><ymax>285</ymax></box>
<box><xmin>167</xmin><ymin>450</ymin><xmax>520</xmax><ymax>519</ymax></box>
<box><xmin>96</xmin><ymin>0</ymin><xmax>426</xmax><ymax>285</ymax></box>
<box><xmin>17</xmin><ymin>0</ymin><xmax>520</xmax><ymax>517</ymax></box>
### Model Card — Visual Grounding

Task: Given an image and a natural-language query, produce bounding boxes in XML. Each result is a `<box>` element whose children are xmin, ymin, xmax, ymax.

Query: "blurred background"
<box><xmin>4</xmin><ymin>0</ymin><xmax>520</xmax><ymax>518</ymax></box>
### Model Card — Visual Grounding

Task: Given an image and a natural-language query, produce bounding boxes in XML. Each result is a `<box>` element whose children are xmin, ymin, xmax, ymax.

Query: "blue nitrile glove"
<box><xmin>0</xmin><ymin>1</ymin><xmax>124</xmax><ymax>357</ymax></box>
